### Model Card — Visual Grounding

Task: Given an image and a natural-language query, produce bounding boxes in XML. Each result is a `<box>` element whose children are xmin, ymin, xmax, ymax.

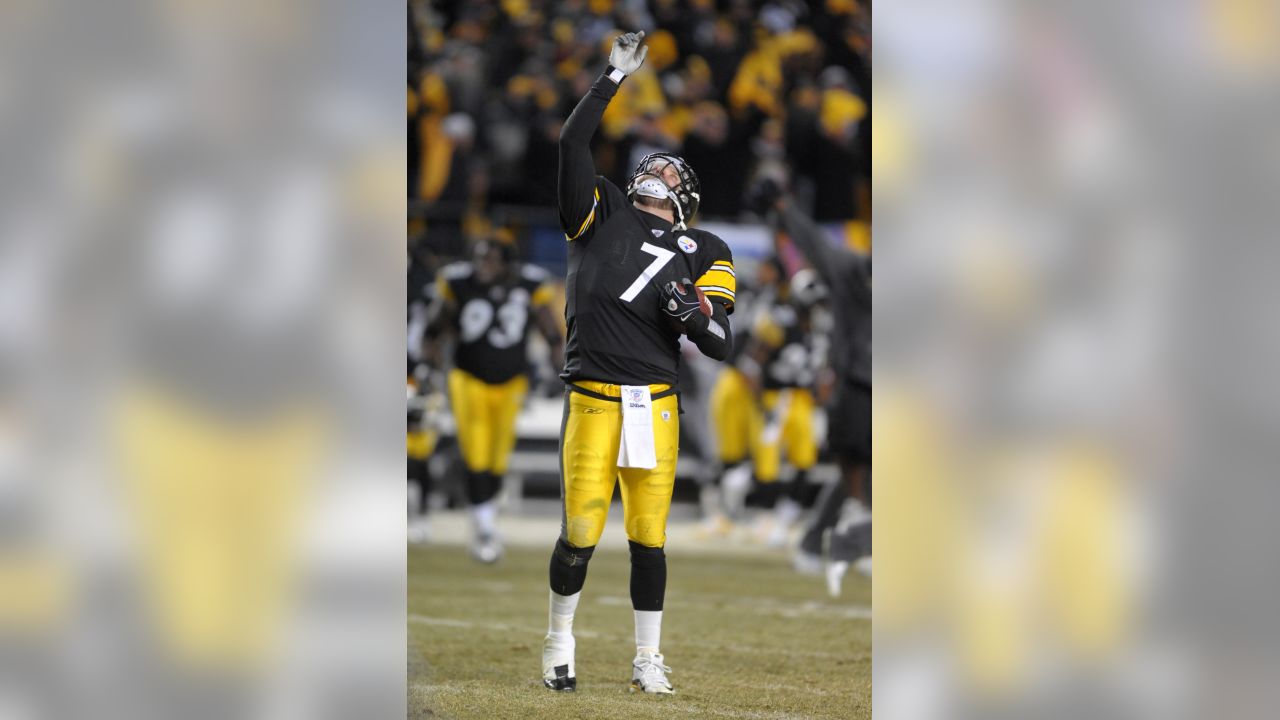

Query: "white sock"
<box><xmin>775</xmin><ymin>497</ymin><xmax>802</xmax><ymax>527</ymax></box>
<box><xmin>548</xmin><ymin>590</ymin><xmax>580</xmax><ymax>642</ymax></box>
<box><xmin>634</xmin><ymin>610</ymin><xmax>662</xmax><ymax>654</ymax></box>
<box><xmin>471</xmin><ymin>500</ymin><xmax>498</xmax><ymax>538</ymax></box>
<box><xmin>700</xmin><ymin>485</ymin><xmax>723</xmax><ymax>521</ymax></box>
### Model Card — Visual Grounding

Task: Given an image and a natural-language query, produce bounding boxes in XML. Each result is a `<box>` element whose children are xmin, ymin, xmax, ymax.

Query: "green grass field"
<box><xmin>409</xmin><ymin>543</ymin><xmax>870</xmax><ymax>719</ymax></box>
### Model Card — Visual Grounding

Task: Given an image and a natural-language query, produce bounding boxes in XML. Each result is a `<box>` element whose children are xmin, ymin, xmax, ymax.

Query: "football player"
<box><xmin>542</xmin><ymin>31</ymin><xmax>735</xmax><ymax>695</ymax></box>
<box><xmin>752</xmin><ymin>179</ymin><xmax>871</xmax><ymax>596</ymax></box>
<box><xmin>430</xmin><ymin>237</ymin><xmax>563</xmax><ymax>563</ymax></box>
<box><xmin>704</xmin><ymin>257</ymin><xmax>786</xmax><ymax>531</ymax></box>
<box><xmin>742</xmin><ymin>269</ymin><xmax>828</xmax><ymax>547</ymax></box>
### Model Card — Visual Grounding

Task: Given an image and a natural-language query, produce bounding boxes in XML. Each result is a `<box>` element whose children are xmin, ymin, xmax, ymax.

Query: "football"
<box><xmin>694</xmin><ymin>285</ymin><xmax>712</xmax><ymax>317</ymax></box>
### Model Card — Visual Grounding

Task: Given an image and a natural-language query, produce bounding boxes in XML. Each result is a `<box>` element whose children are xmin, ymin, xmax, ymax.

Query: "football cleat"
<box><xmin>471</xmin><ymin>533</ymin><xmax>503</xmax><ymax>564</ymax></box>
<box><xmin>542</xmin><ymin>635</ymin><xmax>576</xmax><ymax>692</ymax></box>
<box><xmin>630</xmin><ymin>651</ymin><xmax>674</xmax><ymax>695</ymax></box>
<box><xmin>792</xmin><ymin>549</ymin><xmax>823</xmax><ymax>575</ymax></box>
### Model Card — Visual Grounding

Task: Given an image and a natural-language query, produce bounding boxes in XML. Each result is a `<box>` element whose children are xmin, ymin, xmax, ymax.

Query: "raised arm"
<box><xmin>775</xmin><ymin>201</ymin><xmax>861</xmax><ymax>290</ymax></box>
<box><xmin>558</xmin><ymin>31</ymin><xmax>648</xmax><ymax>241</ymax></box>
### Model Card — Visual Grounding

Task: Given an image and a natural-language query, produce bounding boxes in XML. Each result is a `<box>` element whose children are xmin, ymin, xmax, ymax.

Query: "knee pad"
<box><xmin>628</xmin><ymin>540</ymin><xmax>665</xmax><ymax>567</ymax></box>
<box><xmin>466</xmin><ymin>470</ymin><xmax>500</xmax><ymax>505</ymax></box>
<box><xmin>553</xmin><ymin>537</ymin><xmax>596</xmax><ymax>567</ymax></box>
<box><xmin>789</xmin><ymin>469</ymin><xmax>821</xmax><ymax>508</ymax></box>
<box><xmin>751</xmin><ymin>479</ymin><xmax>781</xmax><ymax>509</ymax></box>
<box><xmin>549</xmin><ymin>538</ymin><xmax>595</xmax><ymax>596</ymax></box>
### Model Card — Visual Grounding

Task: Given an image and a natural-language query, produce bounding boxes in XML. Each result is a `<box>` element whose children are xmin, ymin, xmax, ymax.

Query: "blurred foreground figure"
<box><xmin>427</xmin><ymin>238</ymin><xmax>563</xmax><ymax>562</ymax></box>
<box><xmin>543</xmin><ymin>31</ymin><xmax>736</xmax><ymax>696</ymax></box>
<box><xmin>753</xmin><ymin>180</ymin><xmax>871</xmax><ymax>596</ymax></box>
<box><xmin>702</xmin><ymin>257</ymin><xmax>786</xmax><ymax>532</ymax></box>
<box><xmin>735</xmin><ymin>269</ymin><xmax>829</xmax><ymax>546</ymax></box>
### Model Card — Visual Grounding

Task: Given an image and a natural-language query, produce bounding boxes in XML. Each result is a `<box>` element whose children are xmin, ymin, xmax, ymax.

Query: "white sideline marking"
<box><xmin>594</xmin><ymin>594</ymin><xmax>872</xmax><ymax>621</ymax></box>
<box><xmin>409</xmin><ymin>614</ymin><xmax>605</xmax><ymax>639</ymax></box>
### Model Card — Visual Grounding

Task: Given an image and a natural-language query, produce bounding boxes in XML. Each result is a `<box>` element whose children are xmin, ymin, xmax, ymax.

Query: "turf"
<box><xmin>409</xmin><ymin>544</ymin><xmax>870</xmax><ymax>719</ymax></box>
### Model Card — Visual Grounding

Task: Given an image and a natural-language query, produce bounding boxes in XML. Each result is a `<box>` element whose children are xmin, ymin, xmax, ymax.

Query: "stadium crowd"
<box><xmin>409</xmin><ymin>0</ymin><xmax>870</xmax><ymax>239</ymax></box>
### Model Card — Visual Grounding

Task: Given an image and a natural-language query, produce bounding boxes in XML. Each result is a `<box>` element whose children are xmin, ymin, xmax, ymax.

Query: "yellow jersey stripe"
<box><xmin>697</xmin><ymin>284</ymin><xmax>735</xmax><ymax>297</ymax></box>
<box><xmin>565</xmin><ymin>188</ymin><xmax>601</xmax><ymax>241</ymax></box>
<box><xmin>702</xmin><ymin>290</ymin><xmax>736</xmax><ymax>303</ymax></box>
<box><xmin>697</xmin><ymin>269</ymin><xmax>736</xmax><ymax>285</ymax></box>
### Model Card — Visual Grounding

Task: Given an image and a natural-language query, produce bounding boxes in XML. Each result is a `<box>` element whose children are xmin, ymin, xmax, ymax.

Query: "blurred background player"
<box><xmin>742</xmin><ymin>268</ymin><xmax>829</xmax><ymax>547</ymax></box>
<box><xmin>427</xmin><ymin>238</ymin><xmax>564</xmax><ymax>562</ymax></box>
<box><xmin>752</xmin><ymin>179</ymin><xmax>871</xmax><ymax>595</ymax></box>
<box><xmin>702</xmin><ymin>257</ymin><xmax>786</xmax><ymax>533</ymax></box>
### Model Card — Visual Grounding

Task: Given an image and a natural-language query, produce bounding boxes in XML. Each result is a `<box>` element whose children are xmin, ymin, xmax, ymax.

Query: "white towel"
<box><xmin>616</xmin><ymin>385</ymin><xmax>657</xmax><ymax>469</ymax></box>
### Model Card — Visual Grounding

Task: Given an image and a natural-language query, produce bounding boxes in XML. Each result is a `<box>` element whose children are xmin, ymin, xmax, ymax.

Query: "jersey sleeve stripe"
<box><xmin>697</xmin><ymin>284</ymin><xmax>736</xmax><ymax>298</ymax></box>
<box><xmin>702</xmin><ymin>290</ymin><xmax>736</xmax><ymax>304</ymax></box>
<box><xmin>565</xmin><ymin>187</ymin><xmax>601</xmax><ymax>241</ymax></box>
<box><xmin>697</xmin><ymin>268</ymin><xmax>736</xmax><ymax>284</ymax></box>
<box><xmin>710</xmin><ymin>261</ymin><xmax>735</xmax><ymax>275</ymax></box>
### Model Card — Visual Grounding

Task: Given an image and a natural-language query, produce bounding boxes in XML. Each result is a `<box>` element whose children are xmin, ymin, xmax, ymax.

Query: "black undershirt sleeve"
<box><xmin>557</xmin><ymin>69</ymin><xmax>622</xmax><ymax>238</ymax></box>
<box><xmin>683</xmin><ymin>299</ymin><xmax>733</xmax><ymax>362</ymax></box>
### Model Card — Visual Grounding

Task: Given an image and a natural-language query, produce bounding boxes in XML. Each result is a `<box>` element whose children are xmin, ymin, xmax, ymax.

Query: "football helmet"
<box><xmin>789</xmin><ymin>268</ymin><xmax>828</xmax><ymax>308</ymax></box>
<box><xmin>626</xmin><ymin>152</ymin><xmax>701</xmax><ymax>230</ymax></box>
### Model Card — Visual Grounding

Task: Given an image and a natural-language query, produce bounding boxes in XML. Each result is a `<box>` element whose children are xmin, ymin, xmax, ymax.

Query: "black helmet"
<box><xmin>625</xmin><ymin>152</ymin><xmax>701</xmax><ymax>229</ymax></box>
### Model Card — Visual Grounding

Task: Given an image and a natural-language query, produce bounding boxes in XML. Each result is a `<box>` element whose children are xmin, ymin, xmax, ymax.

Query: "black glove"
<box><xmin>660</xmin><ymin>278</ymin><xmax>707</xmax><ymax>327</ymax></box>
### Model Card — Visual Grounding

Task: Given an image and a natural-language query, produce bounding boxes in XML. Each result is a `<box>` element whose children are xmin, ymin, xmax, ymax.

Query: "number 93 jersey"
<box><xmin>437</xmin><ymin>262</ymin><xmax>556</xmax><ymax>384</ymax></box>
<box><xmin>561</xmin><ymin>177</ymin><xmax>736</xmax><ymax>386</ymax></box>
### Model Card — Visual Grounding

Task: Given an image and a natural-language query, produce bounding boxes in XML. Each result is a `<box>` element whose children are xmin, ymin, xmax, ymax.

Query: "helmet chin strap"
<box><xmin>633</xmin><ymin>178</ymin><xmax>687</xmax><ymax>230</ymax></box>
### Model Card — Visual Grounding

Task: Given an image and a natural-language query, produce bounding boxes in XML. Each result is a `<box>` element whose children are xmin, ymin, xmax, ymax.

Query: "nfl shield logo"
<box><xmin>661</xmin><ymin>410</ymin><xmax>671</xmax><ymax>422</ymax></box>
<box><xmin>651</xmin><ymin>228</ymin><xmax>665</xmax><ymax>237</ymax></box>
<box><xmin>630</xmin><ymin>389</ymin><xmax>644</xmax><ymax>403</ymax></box>
<box><xmin>677</xmin><ymin>236</ymin><xmax>697</xmax><ymax>253</ymax></box>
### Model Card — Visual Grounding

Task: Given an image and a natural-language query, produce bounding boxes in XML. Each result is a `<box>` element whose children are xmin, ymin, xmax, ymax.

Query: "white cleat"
<box><xmin>471</xmin><ymin>534</ymin><xmax>503</xmax><ymax>564</ymax></box>
<box><xmin>542</xmin><ymin>634</ymin><xmax>576</xmax><ymax>692</ymax></box>
<box><xmin>407</xmin><ymin>520</ymin><xmax>432</xmax><ymax>545</ymax></box>
<box><xmin>855</xmin><ymin>556</ymin><xmax>873</xmax><ymax>578</ymax></box>
<box><xmin>826</xmin><ymin>560</ymin><xmax>849</xmax><ymax>598</ymax></box>
<box><xmin>630</xmin><ymin>651</ymin><xmax>674</xmax><ymax>695</ymax></box>
<box><xmin>792</xmin><ymin>550</ymin><xmax>823</xmax><ymax>575</ymax></box>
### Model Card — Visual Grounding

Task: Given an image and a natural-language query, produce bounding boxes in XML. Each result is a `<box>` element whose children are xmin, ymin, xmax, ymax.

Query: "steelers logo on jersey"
<box><xmin>677</xmin><ymin>235</ymin><xmax>698</xmax><ymax>253</ymax></box>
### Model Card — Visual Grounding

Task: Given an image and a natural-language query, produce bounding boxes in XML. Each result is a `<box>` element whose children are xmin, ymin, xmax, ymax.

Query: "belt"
<box><xmin>567</xmin><ymin>383</ymin><xmax>682</xmax><ymax>414</ymax></box>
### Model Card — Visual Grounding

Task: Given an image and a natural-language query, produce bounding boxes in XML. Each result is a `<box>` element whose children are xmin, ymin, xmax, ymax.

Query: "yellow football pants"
<box><xmin>755</xmin><ymin>388</ymin><xmax>818</xmax><ymax>482</ymax></box>
<box><xmin>559</xmin><ymin>381</ymin><xmax>680</xmax><ymax>549</ymax></box>
<box><xmin>709</xmin><ymin>367</ymin><xmax>760</xmax><ymax>464</ymax></box>
<box><xmin>448</xmin><ymin>369</ymin><xmax>528</xmax><ymax>475</ymax></box>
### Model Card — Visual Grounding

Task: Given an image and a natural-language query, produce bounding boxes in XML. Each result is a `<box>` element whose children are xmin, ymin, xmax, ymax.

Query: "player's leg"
<box><xmin>617</xmin><ymin>390</ymin><xmax>679</xmax><ymax>694</ymax></box>
<box><xmin>769</xmin><ymin>389</ymin><xmax>818</xmax><ymax>548</ymax></box>
<box><xmin>704</xmin><ymin>369</ymin><xmax>748</xmax><ymax>532</ymax></box>
<box><xmin>823</xmin><ymin>381</ymin><xmax>873</xmax><ymax>595</ymax></box>
<box><xmin>467</xmin><ymin>374</ymin><xmax>528</xmax><ymax>561</ymax></box>
<box><xmin>751</xmin><ymin>390</ymin><xmax>784</xmax><ymax>539</ymax></box>
<box><xmin>543</xmin><ymin>386</ymin><xmax>622</xmax><ymax>691</ymax></box>
<box><xmin>450</xmin><ymin>370</ymin><xmax>501</xmax><ymax>561</ymax></box>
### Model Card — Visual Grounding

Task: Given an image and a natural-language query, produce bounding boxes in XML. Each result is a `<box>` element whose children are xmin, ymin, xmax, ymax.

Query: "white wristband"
<box><xmin>607</xmin><ymin>67</ymin><xmax>627</xmax><ymax>84</ymax></box>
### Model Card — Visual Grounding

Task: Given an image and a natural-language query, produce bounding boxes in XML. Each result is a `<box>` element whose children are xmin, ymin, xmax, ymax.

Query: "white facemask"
<box><xmin>633</xmin><ymin>177</ymin><xmax>671</xmax><ymax>201</ymax></box>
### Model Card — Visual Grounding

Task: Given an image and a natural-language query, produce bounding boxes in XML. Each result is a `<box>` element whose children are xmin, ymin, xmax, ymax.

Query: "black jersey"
<box><xmin>558</xmin><ymin>71</ymin><xmax>736</xmax><ymax>387</ymax></box>
<box><xmin>437</xmin><ymin>262</ymin><xmax>555</xmax><ymax>384</ymax></box>
<box><xmin>755</xmin><ymin>301</ymin><xmax>823</xmax><ymax>390</ymax></box>
<box><xmin>560</xmin><ymin>177</ymin><xmax>735</xmax><ymax>386</ymax></box>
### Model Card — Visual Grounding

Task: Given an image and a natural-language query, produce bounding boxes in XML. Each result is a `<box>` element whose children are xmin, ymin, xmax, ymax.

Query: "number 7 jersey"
<box><xmin>436</xmin><ymin>262</ymin><xmax>556</xmax><ymax>384</ymax></box>
<box><xmin>561</xmin><ymin>177</ymin><xmax>736</xmax><ymax>387</ymax></box>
